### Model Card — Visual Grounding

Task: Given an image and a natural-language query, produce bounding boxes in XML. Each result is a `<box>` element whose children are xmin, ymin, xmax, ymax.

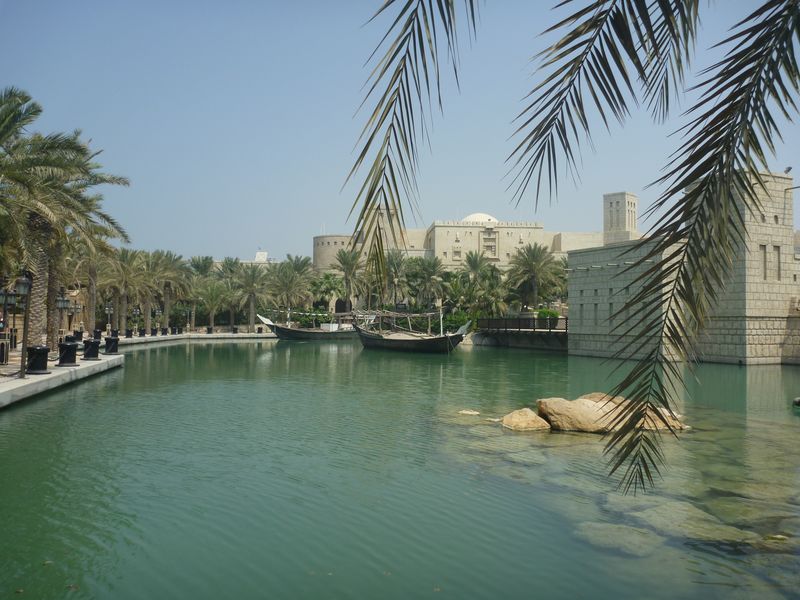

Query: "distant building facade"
<box><xmin>568</xmin><ymin>172</ymin><xmax>800</xmax><ymax>365</ymax></box>
<box><xmin>312</xmin><ymin>211</ymin><xmax>608</xmax><ymax>272</ymax></box>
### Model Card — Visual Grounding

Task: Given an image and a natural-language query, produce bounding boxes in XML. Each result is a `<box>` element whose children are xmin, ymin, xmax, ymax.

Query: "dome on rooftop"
<box><xmin>461</xmin><ymin>212</ymin><xmax>497</xmax><ymax>223</ymax></box>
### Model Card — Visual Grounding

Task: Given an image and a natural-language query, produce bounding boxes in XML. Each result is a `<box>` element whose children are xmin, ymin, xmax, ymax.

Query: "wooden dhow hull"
<box><xmin>269</xmin><ymin>323</ymin><xmax>358</xmax><ymax>341</ymax></box>
<box><xmin>354</xmin><ymin>324</ymin><xmax>465</xmax><ymax>353</ymax></box>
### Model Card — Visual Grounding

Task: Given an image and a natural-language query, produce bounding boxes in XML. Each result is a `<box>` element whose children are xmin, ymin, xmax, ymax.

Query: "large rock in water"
<box><xmin>537</xmin><ymin>394</ymin><xmax>687</xmax><ymax>433</ymax></box>
<box><xmin>501</xmin><ymin>408</ymin><xmax>551</xmax><ymax>431</ymax></box>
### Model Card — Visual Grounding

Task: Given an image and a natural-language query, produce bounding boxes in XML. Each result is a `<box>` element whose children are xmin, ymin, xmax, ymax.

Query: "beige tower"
<box><xmin>603</xmin><ymin>191</ymin><xmax>639</xmax><ymax>245</ymax></box>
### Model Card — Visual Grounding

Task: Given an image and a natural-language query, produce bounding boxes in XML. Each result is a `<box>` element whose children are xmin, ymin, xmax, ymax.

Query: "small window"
<box><xmin>594</xmin><ymin>289</ymin><xmax>598</xmax><ymax>296</ymax></box>
<box><xmin>774</xmin><ymin>245</ymin><xmax>781</xmax><ymax>280</ymax></box>
<box><xmin>609</xmin><ymin>288</ymin><xmax>613</xmax><ymax>297</ymax></box>
<box><xmin>760</xmin><ymin>244</ymin><xmax>767</xmax><ymax>280</ymax></box>
<box><xmin>579</xmin><ymin>290</ymin><xmax>584</xmax><ymax>297</ymax></box>
<box><xmin>761</xmin><ymin>214</ymin><xmax>766</xmax><ymax>223</ymax></box>
<box><xmin>593</xmin><ymin>304</ymin><xmax>598</xmax><ymax>326</ymax></box>
<box><xmin>774</xmin><ymin>215</ymin><xmax>780</xmax><ymax>224</ymax></box>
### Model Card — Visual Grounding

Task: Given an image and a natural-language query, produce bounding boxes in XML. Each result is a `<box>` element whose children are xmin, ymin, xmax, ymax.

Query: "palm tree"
<box><xmin>197</xmin><ymin>278</ymin><xmax>227</xmax><ymax>331</ymax></box>
<box><xmin>152</xmin><ymin>250</ymin><xmax>188</xmax><ymax>331</ymax></box>
<box><xmin>311</xmin><ymin>273</ymin><xmax>344</xmax><ymax>312</ymax></box>
<box><xmin>189</xmin><ymin>255</ymin><xmax>215</xmax><ymax>277</ymax></box>
<box><xmin>349</xmin><ymin>2</ymin><xmax>800</xmax><ymax>490</ymax></box>
<box><xmin>331</xmin><ymin>248</ymin><xmax>362</xmax><ymax>311</ymax></box>
<box><xmin>268</xmin><ymin>262</ymin><xmax>312</xmax><ymax>320</ymax></box>
<box><xmin>386</xmin><ymin>249</ymin><xmax>408</xmax><ymax>305</ymax></box>
<box><xmin>234</xmin><ymin>263</ymin><xmax>270</xmax><ymax>332</ymax></box>
<box><xmin>100</xmin><ymin>248</ymin><xmax>148</xmax><ymax>333</ymax></box>
<box><xmin>506</xmin><ymin>243</ymin><xmax>558</xmax><ymax>310</ymax></box>
<box><xmin>460</xmin><ymin>251</ymin><xmax>492</xmax><ymax>287</ymax></box>
<box><xmin>406</xmin><ymin>256</ymin><xmax>447</xmax><ymax>308</ymax></box>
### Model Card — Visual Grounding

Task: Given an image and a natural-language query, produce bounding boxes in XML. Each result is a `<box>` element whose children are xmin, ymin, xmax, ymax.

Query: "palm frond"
<box><xmin>606</xmin><ymin>0</ymin><xmax>800</xmax><ymax>493</ymax></box>
<box><xmin>507</xmin><ymin>0</ymin><xmax>699</xmax><ymax>204</ymax></box>
<box><xmin>347</xmin><ymin>0</ymin><xmax>477</xmax><ymax>281</ymax></box>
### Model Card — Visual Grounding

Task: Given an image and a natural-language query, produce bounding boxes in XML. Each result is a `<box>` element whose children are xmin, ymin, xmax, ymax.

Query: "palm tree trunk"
<box><xmin>112</xmin><ymin>295</ymin><xmax>120</xmax><ymax>331</ymax></box>
<box><xmin>191</xmin><ymin>303</ymin><xmax>196</xmax><ymax>330</ymax></box>
<box><xmin>209</xmin><ymin>310</ymin><xmax>215</xmax><ymax>329</ymax></box>
<box><xmin>143</xmin><ymin>299</ymin><xmax>152</xmax><ymax>331</ymax></box>
<box><xmin>46</xmin><ymin>251</ymin><xmax>60</xmax><ymax>351</ymax></box>
<box><xmin>120</xmin><ymin>293</ymin><xmax>128</xmax><ymax>332</ymax></box>
<box><xmin>229</xmin><ymin>306</ymin><xmax>235</xmax><ymax>331</ymax></box>
<box><xmin>249</xmin><ymin>296</ymin><xmax>255</xmax><ymax>332</ymax></box>
<box><xmin>28</xmin><ymin>246</ymin><xmax>49</xmax><ymax>347</ymax></box>
<box><xmin>163</xmin><ymin>287</ymin><xmax>171</xmax><ymax>329</ymax></box>
<box><xmin>87</xmin><ymin>264</ymin><xmax>98</xmax><ymax>332</ymax></box>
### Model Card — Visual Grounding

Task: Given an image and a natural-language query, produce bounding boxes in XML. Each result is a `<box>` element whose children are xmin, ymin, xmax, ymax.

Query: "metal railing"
<box><xmin>476</xmin><ymin>317</ymin><xmax>568</xmax><ymax>333</ymax></box>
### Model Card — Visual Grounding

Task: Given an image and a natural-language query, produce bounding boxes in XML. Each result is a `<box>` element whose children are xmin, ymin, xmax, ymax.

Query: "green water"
<box><xmin>1</xmin><ymin>341</ymin><xmax>799</xmax><ymax>599</ymax></box>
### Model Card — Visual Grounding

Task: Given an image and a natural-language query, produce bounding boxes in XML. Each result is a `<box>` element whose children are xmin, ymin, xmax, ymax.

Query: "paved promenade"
<box><xmin>0</xmin><ymin>331</ymin><xmax>277</xmax><ymax>409</ymax></box>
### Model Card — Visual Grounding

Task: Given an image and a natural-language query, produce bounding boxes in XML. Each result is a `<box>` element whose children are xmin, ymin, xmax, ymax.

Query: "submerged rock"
<box><xmin>501</xmin><ymin>408</ymin><xmax>551</xmax><ymax>432</ymax></box>
<box><xmin>573</xmin><ymin>521</ymin><xmax>666</xmax><ymax>557</ymax></box>
<box><xmin>537</xmin><ymin>394</ymin><xmax>688</xmax><ymax>433</ymax></box>
<box><xmin>504</xmin><ymin>448</ymin><xmax>547</xmax><ymax>466</ymax></box>
<box><xmin>458</xmin><ymin>409</ymin><xmax>480</xmax><ymax>416</ymax></box>
<box><xmin>628</xmin><ymin>500</ymin><xmax>759</xmax><ymax>543</ymax></box>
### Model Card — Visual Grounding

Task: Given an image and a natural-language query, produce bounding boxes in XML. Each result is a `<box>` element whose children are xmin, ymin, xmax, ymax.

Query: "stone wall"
<box><xmin>569</xmin><ymin>172</ymin><xmax>799</xmax><ymax>365</ymax></box>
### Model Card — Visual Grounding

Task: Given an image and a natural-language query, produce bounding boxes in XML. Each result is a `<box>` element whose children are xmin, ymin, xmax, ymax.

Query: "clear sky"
<box><xmin>2</xmin><ymin>1</ymin><xmax>797</xmax><ymax>260</ymax></box>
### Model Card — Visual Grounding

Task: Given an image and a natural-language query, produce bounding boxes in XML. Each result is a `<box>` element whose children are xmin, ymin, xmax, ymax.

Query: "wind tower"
<box><xmin>603</xmin><ymin>191</ymin><xmax>639</xmax><ymax>245</ymax></box>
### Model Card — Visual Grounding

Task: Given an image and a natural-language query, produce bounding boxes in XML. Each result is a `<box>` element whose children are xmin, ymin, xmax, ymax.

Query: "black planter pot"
<box><xmin>151</xmin><ymin>328</ymin><xmax>158</xmax><ymax>336</ymax></box>
<box><xmin>257</xmin><ymin>327</ymin><xmax>263</xmax><ymax>334</ymax></box>
<box><xmin>83</xmin><ymin>338</ymin><xmax>101</xmax><ymax>360</ymax></box>
<box><xmin>57</xmin><ymin>339</ymin><xmax>79</xmax><ymax>367</ymax></box>
<box><xmin>170</xmin><ymin>326</ymin><xmax>178</xmax><ymax>335</ymax></box>
<box><xmin>206</xmin><ymin>326</ymin><xmax>213</xmax><ymax>334</ymax></box>
<box><xmin>231</xmin><ymin>326</ymin><xmax>238</xmax><ymax>334</ymax></box>
<box><xmin>26</xmin><ymin>345</ymin><xmax>50</xmax><ymax>374</ymax></box>
<box><xmin>138</xmin><ymin>328</ymin><xmax>146</xmax><ymax>337</ymax></box>
<box><xmin>111</xmin><ymin>329</ymin><xmax>119</xmax><ymax>338</ymax></box>
<box><xmin>125</xmin><ymin>329</ymin><xmax>133</xmax><ymax>338</ymax></box>
<box><xmin>104</xmin><ymin>336</ymin><xmax>119</xmax><ymax>354</ymax></box>
<box><xmin>161</xmin><ymin>327</ymin><xmax>168</xmax><ymax>336</ymax></box>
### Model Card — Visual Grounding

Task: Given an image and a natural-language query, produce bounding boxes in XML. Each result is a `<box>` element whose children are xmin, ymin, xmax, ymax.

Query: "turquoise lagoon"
<box><xmin>0</xmin><ymin>341</ymin><xmax>798</xmax><ymax>599</ymax></box>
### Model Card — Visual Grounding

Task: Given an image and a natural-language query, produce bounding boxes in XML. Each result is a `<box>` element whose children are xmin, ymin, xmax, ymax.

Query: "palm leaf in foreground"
<box><xmin>605</xmin><ymin>0</ymin><xmax>800</xmax><ymax>493</ymax></box>
<box><xmin>507</xmin><ymin>0</ymin><xmax>700</xmax><ymax>203</ymax></box>
<box><xmin>346</xmin><ymin>0</ymin><xmax>477</xmax><ymax>282</ymax></box>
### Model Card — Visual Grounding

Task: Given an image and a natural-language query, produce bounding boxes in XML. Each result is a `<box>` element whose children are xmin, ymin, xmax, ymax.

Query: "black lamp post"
<box><xmin>133</xmin><ymin>306</ymin><xmax>141</xmax><ymax>327</ymax></box>
<box><xmin>56</xmin><ymin>288</ymin><xmax>70</xmax><ymax>340</ymax></box>
<box><xmin>104</xmin><ymin>302</ymin><xmax>114</xmax><ymax>331</ymax></box>
<box><xmin>16</xmin><ymin>274</ymin><xmax>32</xmax><ymax>379</ymax></box>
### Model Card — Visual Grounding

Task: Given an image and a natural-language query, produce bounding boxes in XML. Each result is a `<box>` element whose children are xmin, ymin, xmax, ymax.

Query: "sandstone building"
<box><xmin>312</xmin><ymin>211</ymin><xmax>613</xmax><ymax>272</ymax></box>
<box><xmin>568</xmin><ymin>172</ymin><xmax>799</xmax><ymax>365</ymax></box>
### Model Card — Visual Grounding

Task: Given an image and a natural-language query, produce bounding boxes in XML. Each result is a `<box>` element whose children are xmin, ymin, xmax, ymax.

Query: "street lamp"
<box><xmin>154</xmin><ymin>307</ymin><xmax>162</xmax><ymax>329</ymax></box>
<box><xmin>104</xmin><ymin>302</ymin><xmax>114</xmax><ymax>332</ymax></box>
<box><xmin>56</xmin><ymin>288</ymin><xmax>70</xmax><ymax>339</ymax></box>
<box><xmin>16</xmin><ymin>274</ymin><xmax>32</xmax><ymax>379</ymax></box>
<box><xmin>132</xmin><ymin>306</ymin><xmax>141</xmax><ymax>329</ymax></box>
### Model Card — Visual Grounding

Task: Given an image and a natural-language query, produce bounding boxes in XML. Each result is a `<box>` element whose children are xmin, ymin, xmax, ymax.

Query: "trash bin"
<box><xmin>0</xmin><ymin>336</ymin><xmax>9</xmax><ymax>365</ymax></box>
<box><xmin>57</xmin><ymin>337</ymin><xmax>79</xmax><ymax>367</ymax></box>
<box><xmin>206</xmin><ymin>326</ymin><xmax>213</xmax><ymax>334</ymax></box>
<box><xmin>26</xmin><ymin>345</ymin><xmax>50</xmax><ymax>374</ymax></box>
<box><xmin>83</xmin><ymin>338</ymin><xmax>101</xmax><ymax>360</ymax></box>
<box><xmin>104</xmin><ymin>336</ymin><xmax>119</xmax><ymax>355</ymax></box>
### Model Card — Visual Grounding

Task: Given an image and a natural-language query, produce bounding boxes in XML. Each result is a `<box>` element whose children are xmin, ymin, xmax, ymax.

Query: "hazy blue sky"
<box><xmin>2</xmin><ymin>1</ymin><xmax>798</xmax><ymax>260</ymax></box>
